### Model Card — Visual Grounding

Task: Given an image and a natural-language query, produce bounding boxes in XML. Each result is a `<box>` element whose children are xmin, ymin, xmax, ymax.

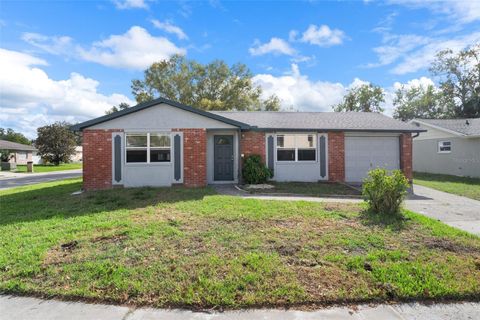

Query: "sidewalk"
<box><xmin>1</xmin><ymin>295</ymin><xmax>478</xmax><ymax>320</ymax></box>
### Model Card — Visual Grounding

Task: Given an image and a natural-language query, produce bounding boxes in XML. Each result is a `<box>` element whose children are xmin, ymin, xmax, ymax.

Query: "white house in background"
<box><xmin>33</xmin><ymin>146</ymin><xmax>83</xmax><ymax>164</ymax></box>
<box><xmin>409</xmin><ymin>118</ymin><xmax>480</xmax><ymax>178</ymax></box>
<box><xmin>0</xmin><ymin>139</ymin><xmax>37</xmax><ymax>164</ymax></box>
<box><xmin>71</xmin><ymin>146</ymin><xmax>83</xmax><ymax>162</ymax></box>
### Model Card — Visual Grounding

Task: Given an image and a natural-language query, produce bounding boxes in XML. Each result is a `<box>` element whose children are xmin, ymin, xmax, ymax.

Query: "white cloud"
<box><xmin>151</xmin><ymin>19</ymin><xmax>188</xmax><ymax>40</ymax></box>
<box><xmin>393</xmin><ymin>76</ymin><xmax>435</xmax><ymax>91</ymax></box>
<box><xmin>113</xmin><ymin>0</ymin><xmax>148</xmax><ymax>10</ymax></box>
<box><xmin>299</xmin><ymin>24</ymin><xmax>346</xmax><ymax>47</ymax></box>
<box><xmin>368</xmin><ymin>30</ymin><xmax>480</xmax><ymax>74</ymax></box>
<box><xmin>0</xmin><ymin>49</ymin><xmax>134</xmax><ymax>138</ymax></box>
<box><xmin>21</xmin><ymin>32</ymin><xmax>74</xmax><ymax>55</ymax></box>
<box><xmin>388</xmin><ymin>0</ymin><xmax>480</xmax><ymax>24</ymax></box>
<box><xmin>252</xmin><ymin>64</ymin><xmax>347</xmax><ymax>111</ymax></box>
<box><xmin>77</xmin><ymin>26</ymin><xmax>186</xmax><ymax>70</ymax></box>
<box><xmin>249</xmin><ymin>37</ymin><xmax>296</xmax><ymax>56</ymax></box>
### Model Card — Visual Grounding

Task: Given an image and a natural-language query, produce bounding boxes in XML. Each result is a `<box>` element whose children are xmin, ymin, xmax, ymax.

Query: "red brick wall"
<box><xmin>240</xmin><ymin>131</ymin><xmax>266</xmax><ymax>162</ymax></box>
<box><xmin>174</xmin><ymin>128</ymin><xmax>207</xmax><ymax>187</ymax></box>
<box><xmin>328</xmin><ymin>132</ymin><xmax>345</xmax><ymax>182</ymax></box>
<box><xmin>400</xmin><ymin>133</ymin><xmax>413</xmax><ymax>181</ymax></box>
<box><xmin>83</xmin><ymin>129</ymin><xmax>121</xmax><ymax>191</ymax></box>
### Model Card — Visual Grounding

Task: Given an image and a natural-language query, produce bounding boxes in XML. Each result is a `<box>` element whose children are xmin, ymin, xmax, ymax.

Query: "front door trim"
<box><xmin>214</xmin><ymin>135</ymin><xmax>234</xmax><ymax>181</ymax></box>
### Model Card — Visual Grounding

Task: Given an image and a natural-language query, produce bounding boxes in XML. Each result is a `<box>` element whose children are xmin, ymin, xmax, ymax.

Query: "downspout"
<box><xmin>237</xmin><ymin>128</ymin><xmax>242</xmax><ymax>184</ymax></box>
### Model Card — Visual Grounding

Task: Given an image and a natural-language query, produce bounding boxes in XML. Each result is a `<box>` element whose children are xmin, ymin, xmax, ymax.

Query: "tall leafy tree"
<box><xmin>333</xmin><ymin>83</ymin><xmax>385</xmax><ymax>112</ymax></box>
<box><xmin>0</xmin><ymin>128</ymin><xmax>31</xmax><ymax>145</ymax></box>
<box><xmin>430</xmin><ymin>44</ymin><xmax>480</xmax><ymax>118</ymax></box>
<box><xmin>105</xmin><ymin>102</ymin><xmax>131</xmax><ymax>115</ymax></box>
<box><xmin>132</xmin><ymin>55</ymin><xmax>280</xmax><ymax>111</ymax></box>
<box><xmin>393</xmin><ymin>84</ymin><xmax>445</xmax><ymax>121</ymax></box>
<box><xmin>36</xmin><ymin>122</ymin><xmax>76</xmax><ymax>165</ymax></box>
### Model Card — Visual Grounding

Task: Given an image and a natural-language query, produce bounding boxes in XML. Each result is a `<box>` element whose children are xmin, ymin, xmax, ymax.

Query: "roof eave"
<box><xmin>409</xmin><ymin>119</ymin><xmax>468</xmax><ymax>137</ymax></box>
<box><xmin>243</xmin><ymin>128</ymin><xmax>427</xmax><ymax>133</ymax></box>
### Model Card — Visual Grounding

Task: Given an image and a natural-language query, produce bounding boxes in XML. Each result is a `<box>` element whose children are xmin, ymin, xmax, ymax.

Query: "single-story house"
<box><xmin>409</xmin><ymin>118</ymin><xmax>480</xmax><ymax>178</ymax></box>
<box><xmin>0</xmin><ymin>139</ymin><xmax>37</xmax><ymax>165</ymax></box>
<box><xmin>71</xmin><ymin>98</ymin><xmax>424</xmax><ymax>190</ymax></box>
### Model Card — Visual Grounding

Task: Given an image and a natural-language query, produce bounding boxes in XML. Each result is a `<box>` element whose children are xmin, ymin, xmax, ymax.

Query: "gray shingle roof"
<box><xmin>413</xmin><ymin>118</ymin><xmax>480</xmax><ymax>136</ymax></box>
<box><xmin>212</xmin><ymin>111</ymin><xmax>423</xmax><ymax>132</ymax></box>
<box><xmin>0</xmin><ymin>139</ymin><xmax>36</xmax><ymax>151</ymax></box>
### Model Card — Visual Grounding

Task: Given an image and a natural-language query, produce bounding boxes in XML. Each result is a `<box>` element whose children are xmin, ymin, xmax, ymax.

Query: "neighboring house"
<box><xmin>71</xmin><ymin>146</ymin><xmax>83</xmax><ymax>162</ymax></box>
<box><xmin>32</xmin><ymin>146</ymin><xmax>82</xmax><ymax>164</ymax></box>
<box><xmin>71</xmin><ymin>98</ymin><xmax>424</xmax><ymax>190</ymax></box>
<box><xmin>0</xmin><ymin>139</ymin><xmax>37</xmax><ymax>165</ymax></box>
<box><xmin>409</xmin><ymin>118</ymin><xmax>480</xmax><ymax>178</ymax></box>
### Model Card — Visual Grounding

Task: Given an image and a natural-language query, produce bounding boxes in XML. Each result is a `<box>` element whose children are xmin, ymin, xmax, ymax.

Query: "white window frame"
<box><xmin>437</xmin><ymin>140</ymin><xmax>452</xmax><ymax>154</ymax></box>
<box><xmin>276</xmin><ymin>133</ymin><xmax>317</xmax><ymax>163</ymax></box>
<box><xmin>125</xmin><ymin>132</ymin><xmax>172</xmax><ymax>164</ymax></box>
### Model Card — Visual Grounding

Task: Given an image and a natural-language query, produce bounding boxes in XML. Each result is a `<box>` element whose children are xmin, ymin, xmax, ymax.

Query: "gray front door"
<box><xmin>214</xmin><ymin>135</ymin><xmax>234</xmax><ymax>181</ymax></box>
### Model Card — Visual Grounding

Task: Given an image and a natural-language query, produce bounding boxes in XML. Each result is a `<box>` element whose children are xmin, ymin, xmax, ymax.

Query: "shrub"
<box><xmin>242</xmin><ymin>155</ymin><xmax>272</xmax><ymax>184</ymax></box>
<box><xmin>362</xmin><ymin>168</ymin><xmax>409</xmax><ymax>215</ymax></box>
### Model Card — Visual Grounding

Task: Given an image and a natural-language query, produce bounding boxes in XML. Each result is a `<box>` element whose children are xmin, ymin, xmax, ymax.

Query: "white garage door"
<box><xmin>345</xmin><ymin>136</ymin><xmax>400</xmax><ymax>182</ymax></box>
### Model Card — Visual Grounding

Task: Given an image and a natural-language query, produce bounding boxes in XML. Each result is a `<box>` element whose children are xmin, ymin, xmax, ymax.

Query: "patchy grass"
<box><xmin>246</xmin><ymin>182</ymin><xmax>360</xmax><ymax>197</ymax></box>
<box><xmin>14</xmin><ymin>163</ymin><xmax>82</xmax><ymax>173</ymax></box>
<box><xmin>1</xmin><ymin>179</ymin><xmax>479</xmax><ymax>309</ymax></box>
<box><xmin>414</xmin><ymin>172</ymin><xmax>480</xmax><ymax>201</ymax></box>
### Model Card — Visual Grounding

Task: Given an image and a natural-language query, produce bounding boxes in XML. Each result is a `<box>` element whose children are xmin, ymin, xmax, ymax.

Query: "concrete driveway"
<box><xmin>405</xmin><ymin>184</ymin><xmax>480</xmax><ymax>236</ymax></box>
<box><xmin>0</xmin><ymin>169</ymin><xmax>82</xmax><ymax>190</ymax></box>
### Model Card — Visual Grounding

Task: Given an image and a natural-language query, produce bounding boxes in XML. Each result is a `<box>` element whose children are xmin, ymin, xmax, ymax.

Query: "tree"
<box><xmin>132</xmin><ymin>55</ymin><xmax>280</xmax><ymax>111</ymax></box>
<box><xmin>430</xmin><ymin>44</ymin><xmax>480</xmax><ymax>118</ymax></box>
<box><xmin>333</xmin><ymin>83</ymin><xmax>385</xmax><ymax>112</ymax></box>
<box><xmin>0</xmin><ymin>149</ymin><xmax>14</xmax><ymax>162</ymax></box>
<box><xmin>393</xmin><ymin>84</ymin><xmax>446</xmax><ymax>121</ymax></box>
<box><xmin>105</xmin><ymin>102</ymin><xmax>131</xmax><ymax>115</ymax></box>
<box><xmin>0</xmin><ymin>128</ymin><xmax>31</xmax><ymax>145</ymax></box>
<box><xmin>36</xmin><ymin>122</ymin><xmax>76</xmax><ymax>165</ymax></box>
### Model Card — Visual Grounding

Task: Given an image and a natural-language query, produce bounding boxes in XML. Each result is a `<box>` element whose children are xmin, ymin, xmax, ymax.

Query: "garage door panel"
<box><xmin>345</xmin><ymin>136</ymin><xmax>400</xmax><ymax>182</ymax></box>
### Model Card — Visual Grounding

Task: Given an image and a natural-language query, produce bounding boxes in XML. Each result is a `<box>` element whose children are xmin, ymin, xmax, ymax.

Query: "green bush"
<box><xmin>242</xmin><ymin>155</ymin><xmax>272</xmax><ymax>184</ymax></box>
<box><xmin>362</xmin><ymin>168</ymin><xmax>409</xmax><ymax>215</ymax></box>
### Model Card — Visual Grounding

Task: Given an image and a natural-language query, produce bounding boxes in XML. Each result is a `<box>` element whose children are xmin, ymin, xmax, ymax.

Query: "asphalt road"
<box><xmin>0</xmin><ymin>170</ymin><xmax>82</xmax><ymax>190</ymax></box>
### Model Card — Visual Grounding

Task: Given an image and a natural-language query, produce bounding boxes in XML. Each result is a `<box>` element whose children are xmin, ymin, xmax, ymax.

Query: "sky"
<box><xmin>1</xmin><ymin>0</ymin><xmax>479</xmax><ymax>138</ymax></box>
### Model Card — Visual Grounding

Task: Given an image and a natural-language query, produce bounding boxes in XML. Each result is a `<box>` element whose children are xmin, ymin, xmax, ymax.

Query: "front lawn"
<box><xmin>14</xmin><ymin>163</ymin><xmax>82</xmax><ymax>173</ymax></box>
<box><xmin>1</xmin><ymin>179</ymin><xmax>479</xmax><ymax>309</ymax></box>
<box><xmin>414</xmin><ymin>172</ymin><xmax>480</xmax><ymax>201</ymax></box>
<box><xmin>246</xmin><ymin>182</ymin><xmax>360</xmax><ymax>197</ymax></box>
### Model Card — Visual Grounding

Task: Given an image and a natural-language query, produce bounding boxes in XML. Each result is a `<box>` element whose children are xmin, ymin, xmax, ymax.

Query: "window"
<box><xmin>150</xmin><ymin>134</ymin><xmax>171</xmax><ymax>162</ymax></box>
<box><xmin>276</xmin><ymin>134</ymin><xmax>317</xmax><ymax>162</ymax></box>
<box><xmin>297</xmin><ymin>134</ymin><xmax>316</xmax><ymax>161</ymax></box>
<box><xmin>126</xmin><ymin>133</ymin><xmax>171</xmax><ymax>163</ymax></box>
<box><xmin>438</xmin><ymin>141</ymin><xmax>452</xmax><ymax>153</ymax></box>
<box><xmin>18</xmin><ymin>152</ymin><xmax>27</xmax><ymax>160</ymax></box>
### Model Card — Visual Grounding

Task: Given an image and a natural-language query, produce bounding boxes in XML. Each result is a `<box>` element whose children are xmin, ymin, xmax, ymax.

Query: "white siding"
<box><xmin>413</xmin><ymin>137</ymin><xmax>480</xmax><ymax>178</ymax></box>
<box><xmin>90</xmin><ymin>103</ymin><xmax>237</xmax><ymax>130</ymax></box>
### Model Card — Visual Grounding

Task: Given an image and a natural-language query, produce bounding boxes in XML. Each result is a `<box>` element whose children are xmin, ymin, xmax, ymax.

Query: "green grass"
<box><xmin>247</xmin><ymin>182</ymin><xmax>360</xmax><ymax>197</ymax></box>
<box><xmin>414</xmin><ymin>172</ymin><xmax>480</xmax><ymax>201</ymax></box>
<box><xmin>1</xmin><ymin>179</ymin><xmax>479</xmax><ymax>309</ymax></box>
<box><xmin>14</xmin><ymin>163</ymin><xmax>82</xmax><ymax>173</ymax></box>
